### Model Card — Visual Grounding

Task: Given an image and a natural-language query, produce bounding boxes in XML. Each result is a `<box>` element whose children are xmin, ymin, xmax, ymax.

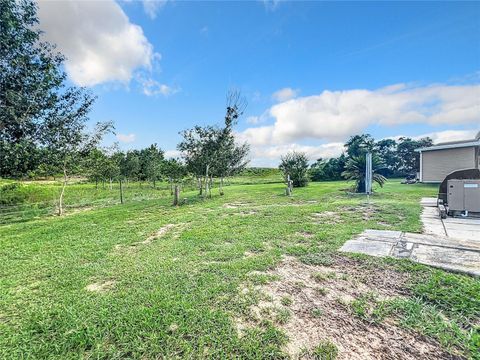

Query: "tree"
<box><xmin>212</xmin><ymin>91</ymin><xmax>250</xmax><ymax>195</ymax></box>
<box><xmin>345</xmin><ymin>134</ymin><xmax>375</xmax><ymax>158</ymax></box>
<box><xmin>121</xmin><ymin>150</ymin><xmax>141</xmax><ymax>184</ymax></box>
<box><xmin>85</xmin><ymin>148</ymin><xmax>108</xmax><ymax>188</ymax></box>
<box><xmin>309</xmin><ymin>154</ymin><xmax>347</xmax><ymax>181</ymax></box>
<box><xmin>0</xmin><ymin>0</ymin><xmax>66</xmax><ymax>178</ymax></box>
<box><xmin>140</xmin><ymin>144</ymin><xmax>164</xmax><ymax>187</ymax></box>
<box><xmin>178</xmin><ymin>90</ymin><xmax>249</xmax><ymax>197</ymax></box>
<box><xmin>279</xmin><ymin>151</ymin><xmax>309</xmax><ymax>187</ymax></box>
<box><xmin>397</xmin><ymin>137</ymin><xmax>433</xmax><ymax>175</ymax></box>
<box><xmin>41</xmin><ymin>87</ymin><xmax>113</xmax><ymax>215</ymax></box>
<box><xmin>375</xmin><ymin>139</ymin><xmax>399</xmax><ymax>177</ymax></box>
<box><xmin>342</xmin><ymin>154</ymin><xmax>386</xmax><ymax>193</ymax></box>
<box><xmin>162</xmin><ymin>158</ymin><xmax>187</xmax><ymax>205</ymax></box>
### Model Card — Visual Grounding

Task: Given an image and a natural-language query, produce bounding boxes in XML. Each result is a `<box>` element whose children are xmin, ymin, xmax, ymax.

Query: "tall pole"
<box><xmin>365</xmin><ymin>152</ymin><xmax>372</xmax><ymax>195</ymax></box>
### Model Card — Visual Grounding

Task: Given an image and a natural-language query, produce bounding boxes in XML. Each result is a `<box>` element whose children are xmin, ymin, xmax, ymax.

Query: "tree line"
<box><xmin>0</xmin><ymin>0</ymin><xmax>249</xmax><ymax>213</ymax></box>
<box><xmin>310</xmin><ymin>134</ymin><xmax>433</xmax><ymax>181</ymax></box>
<box><xmin>280</xmin><ymin>134</ymin><xmax>433</xmax><ymax>193</ymax></box>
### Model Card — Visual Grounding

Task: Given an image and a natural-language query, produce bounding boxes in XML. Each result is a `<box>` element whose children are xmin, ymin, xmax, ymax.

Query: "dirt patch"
<box><xmin>85</xmin><ymin>280</ymin><xmax>115</xmax><ymax>292</ymax></box>
<box><xmin>223</xmin><ymin>202</ymin><xmax>250</xmax><ymax>209</ymax></box>
<box><xmin>114</xmin><ymin>223</ymin><xmax>182</xmax><ymax>252</ymax></box>
<box><xmin>65</xmin><ymin>206</ymin><xmax>94</xmax><ymax>216</ymax></box>
<box><xmin>141</xmin><ymin>224</ymin><xmax>177</xmax><ymax>245</ymax></box>
<box><xmin>342</xmin><ymin>204</ymin><xmax>380</xmax><ymax>221</ymax></box>
<box><xmin>237</xmin><ymin>256</ymin><xmax>456</xmax><ymax>359</ymax></box>
<box><xmin>310</xmin><ymin>211</ymin><xmax>343</xmax><ymax>225</ymax></box>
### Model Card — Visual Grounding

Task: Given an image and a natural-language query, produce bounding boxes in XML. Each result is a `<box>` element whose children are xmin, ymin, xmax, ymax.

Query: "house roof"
<box><xmin>415</xmin><ymin>131</ymin><xmax>480</xmax><ymax>152</ymax></box>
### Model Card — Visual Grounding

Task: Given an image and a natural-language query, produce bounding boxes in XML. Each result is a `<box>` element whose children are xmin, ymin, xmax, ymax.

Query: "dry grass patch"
<box><xmin>85</xmin><ymin>280</ymin><xmax>115</xmax><ymax>293</ymax></box>
<box><xmin>310</xmin><ymin>211</ymin><xmax>343</xmax><ymax>225</ymax></box>
<box><xmin>237</xmin><ymin>256</ymin><xmax>455</xmax><ymax>360</ymax></box>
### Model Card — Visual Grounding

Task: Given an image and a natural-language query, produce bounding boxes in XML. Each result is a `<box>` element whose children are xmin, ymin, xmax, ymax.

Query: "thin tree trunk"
<box><xmin>173</xmin><ymin>184</ymin><xmax>180</xmax><ymax>206</ymax></box>
<box><xmin>109</xmin><ymin>178</ymin><xmax>113</xmax><ymax>190</ymax></box>
<box><xmin>198</xmin><ymin>176</ymin><xmax>203</xmax><ymax>196</ymax></box>
<box><xmin>204</xmin><ymin>165</ymin><xmax>210</xmax><ymax>198</ymax></box>
<box><xmin>95</xmin><ymin>179</ymin><xmax>98</xmax><ymax>189</ymax></box>
<box><xmin>58</xmin><ymin>162</ymin><xmax>67</xmax><ymax>216</ymax></box>
<box><xmin>153</xmin><ymin>179</ymin><xmax>156</xmax><ymax>188</ymax></box>
<box><xmin>119</xmin><ymin>179</ymin><xmax>124</xmax><ymax>204</ymax></box>
<box><xmin>170</xmin><ymin>178</ymin><xmax>173</xmax><ymax>195</ymax></box>
<box><xmin>220</xmin><ymin>177</ymin><xmax>224</xmax><ymax>196</ymax></box>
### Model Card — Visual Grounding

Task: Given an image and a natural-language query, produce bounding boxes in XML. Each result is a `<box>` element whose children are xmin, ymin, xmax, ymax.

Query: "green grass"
<box><xmin>1</xmin><ymin>178</ymin><xmax>478</xmax><ymax>358</ymax></box>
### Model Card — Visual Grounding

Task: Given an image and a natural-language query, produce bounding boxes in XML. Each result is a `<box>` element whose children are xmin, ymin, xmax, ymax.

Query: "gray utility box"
<box><xmin>447</xmin><ymin>179</ymin><xmax>480</xmax><ymax>212</ymax></box>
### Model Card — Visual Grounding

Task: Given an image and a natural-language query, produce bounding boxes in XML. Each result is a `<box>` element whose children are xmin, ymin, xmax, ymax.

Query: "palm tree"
<box><xmin>342</xmin><ymin>154</ymin><xmax>387</xmax><ymax>193</ymax></box>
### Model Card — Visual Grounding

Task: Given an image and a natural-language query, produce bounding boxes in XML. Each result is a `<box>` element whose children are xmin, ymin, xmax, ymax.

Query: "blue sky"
<box><xmin>37</xmin><ymin>1</ymin><xmax>480</xmax><ymax>166</ymax></box>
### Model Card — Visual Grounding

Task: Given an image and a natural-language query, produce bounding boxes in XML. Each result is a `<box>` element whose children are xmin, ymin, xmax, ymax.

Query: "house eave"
<box><xmin>415</xmin><ymin>141</ymin><xmax>480</xmax><ymax>152</ymax></box>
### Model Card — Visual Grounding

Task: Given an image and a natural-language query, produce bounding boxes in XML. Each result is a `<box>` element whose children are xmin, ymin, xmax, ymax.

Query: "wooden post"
<box><xmin>119</xmin><ymin>179</ymin><xmax>124</xmax><ymax>204</ymax></box>
<box><xmin>173</xmin><ymin>184</ymin><xmax>180</xmax><ymax>206</ymax></box>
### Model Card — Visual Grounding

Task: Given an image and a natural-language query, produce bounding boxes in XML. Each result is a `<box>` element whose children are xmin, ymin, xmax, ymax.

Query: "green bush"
<box><xmin>279</xmin><ymin>151</ymin><xmax>309</xmax><ymax>187</ymax></box>
<box><xmin>0</xmin><ymin>183</ymin><xmax>29</xmax><ymax>205</ymax></box>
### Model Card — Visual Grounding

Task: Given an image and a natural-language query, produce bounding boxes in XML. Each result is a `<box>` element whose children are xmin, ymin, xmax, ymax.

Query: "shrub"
<box><xmin>0</xmin><ymin>183</ymin><xmax>28</xmax><ymax>205</ymax></box>
<box><xmin>279</xmin><ymin>151</ymin><xmax>309</xmax><ymax>187</ymax></box>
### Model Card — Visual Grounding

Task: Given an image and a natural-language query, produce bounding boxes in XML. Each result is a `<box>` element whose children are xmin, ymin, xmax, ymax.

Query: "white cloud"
<box><xmin>116</xmin><ymin>133</ymin><xmax>136</xmax><ymax>143</ymax></box>
<box><xmin>37</xmin><ymin>0</ymin><xmax>156</xmax><ymax>87</ymax></box>
<box><xmin>241</xmin><ymin>83</ymin><xmax>480</xmax><ymax>146</ymax></box>
<box><xmin>165</xmin><ymin>149</ymin><xmax>181</xmax><ymax>158</ymax></box>
<box><xmin>413</xmin><ymin>129</ymin><xmax>479</xmax><ymax>144</ymax></box>
<box><xmin>140</xmin><ymin>77</ymin><xmax>178</xmax><ymax>96</ymax></box>
<box><xmin>272</xmin><ymin>87</ymin><xmax>299</xmax><ymax>102</ymax></box>
<box><xmin>246</xmin><ymin>116</ymin><xmax>260</xmax><ymax>124</ymax></box>
<box><xmin>254</xmin><ymin>143</ymin><xmax>344</xmax><ymax>161</ymax></box>
<box><xmin>142</xmin><ymin>0</ymin><xmax>167</xmax><ymax>19</ymax></box>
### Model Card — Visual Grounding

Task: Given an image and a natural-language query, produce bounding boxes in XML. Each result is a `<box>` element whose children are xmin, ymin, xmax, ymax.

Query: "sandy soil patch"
<box><xmin>141</xmin><ymin>224</ymin><xmax>177</xmax><ymax>245</ymax></box>
<box><xmin>223</xmin><ymin>202</ymin><xmax>250</xmax><ymax>209</ymax></box>
<box><xmin>114</xmin><ymin>223</ymin><xmax>180</xmax><ymax>251</ymax></box>
<box><xmin>237</xmin><ymin>256</ymin><xmax>456</xmax><ymax>360</ymax></box>
<box><xmin>310</xmin><ymin>211</ymin><xmax>343</xmax><ymax>225</ymax></box>
<box><xmin>85</xmin><ymin>280</ymin><xmax>115</xmax><ymax>292</ymax></box>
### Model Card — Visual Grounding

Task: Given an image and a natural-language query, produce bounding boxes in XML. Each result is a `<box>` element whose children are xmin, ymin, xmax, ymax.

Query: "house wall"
<box><xmin>421</xmin><ymin>146</ymin><xmax>477</xmax><ymax>183</ymax></box>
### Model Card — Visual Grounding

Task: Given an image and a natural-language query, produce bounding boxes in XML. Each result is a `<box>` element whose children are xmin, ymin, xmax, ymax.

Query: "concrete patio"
<box><xmin>340</xmin><ymin>198</ymin><xmax>480</xmax><ymax>276</ymax></box>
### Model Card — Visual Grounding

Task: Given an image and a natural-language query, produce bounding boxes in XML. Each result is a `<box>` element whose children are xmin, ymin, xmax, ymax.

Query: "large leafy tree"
<box><xmin>375</xmin><ymin>139</ymin><xmax>399</xmax><ymax>176</ymax></box>
<box><xmin>0</xmin><ymin>0</ymin><xmax>66</xmax><ymax>177</ymax></box>
<box><xmin>345</xmin><ymin>134</ymin><xmax>375</xmax><ymax>158</ymax></box>
<box><xmin>397</xmin><ymin>137</ymin><xmax>433</xmax><ymax>175</ymax></box>
<box><xmin>140</xmin><ymin>144</ymin><xmax>164</xmax><ymax>187</ymax></box>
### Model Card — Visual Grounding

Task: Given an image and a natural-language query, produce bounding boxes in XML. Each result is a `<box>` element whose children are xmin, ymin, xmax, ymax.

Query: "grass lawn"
<box><xmin>0</xmin><ymin>179</ymin><xmax>479</xmax><ymax>359</ymax></box>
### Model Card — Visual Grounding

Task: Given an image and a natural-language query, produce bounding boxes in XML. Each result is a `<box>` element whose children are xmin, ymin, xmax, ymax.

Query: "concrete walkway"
<box><xmin>340</xmin><ymin>198</ymin><xmax>480</xmax><ymax>276</ymax></box>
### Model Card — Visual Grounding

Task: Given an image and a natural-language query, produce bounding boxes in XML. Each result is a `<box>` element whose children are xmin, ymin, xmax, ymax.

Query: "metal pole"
<box><xmin>365</xmin><ymin>152</ymin><xmax>372</xmax><ymax>194</ymax></box>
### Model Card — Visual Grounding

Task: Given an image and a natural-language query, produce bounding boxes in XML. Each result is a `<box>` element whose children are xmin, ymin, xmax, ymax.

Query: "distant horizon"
<box><xmin>36</xmin><ymin>0</ymin><xmax>480</xmax><ymax>167</ymax></box>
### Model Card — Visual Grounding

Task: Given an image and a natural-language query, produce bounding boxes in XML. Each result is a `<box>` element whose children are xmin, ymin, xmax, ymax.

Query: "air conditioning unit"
<box><xmin>447</xmin><ymin>179</ymin><xmax>480</xmax><ymax>214</ymax></box>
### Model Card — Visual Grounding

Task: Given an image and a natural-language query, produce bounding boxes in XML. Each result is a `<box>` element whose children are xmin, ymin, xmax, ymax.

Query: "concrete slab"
<box><xmin>339</xmin><ymin>199</ymin><xmax>480</xmax><ymax>276</ymax></box>
<box><xmin>411</xmin><ymin>245</ymin><xmax>480</xmax><ymax>277</ymax></box>
<box><xmin>402</xmin><ymin>232</ymin><xmax>480</xmax><ymax>252</ymax></box>
<box><xmin>339</xmin><ymin>239</ymin><xmax>393</xmax><ymax>257</ymax></box>
<box><xmin>420</xmin><ymin>197</ymin><xmax>438</xmax><ymax>207</ymax></box>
